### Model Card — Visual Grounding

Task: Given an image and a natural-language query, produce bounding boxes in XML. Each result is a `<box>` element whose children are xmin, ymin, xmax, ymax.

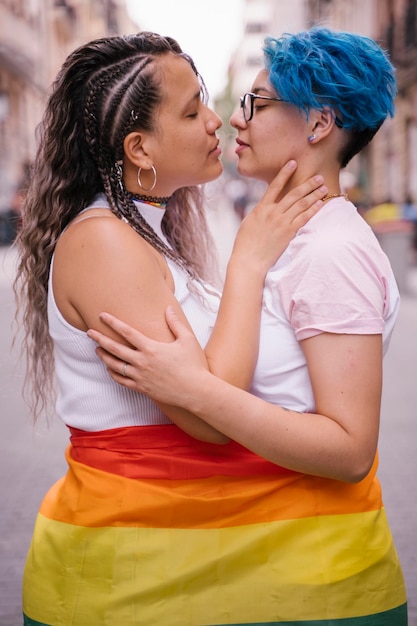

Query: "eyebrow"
<box><xmin>179</xmin><ymin>90</ymin><xmax>201</xmax><ymax>115</ymax></box>
<box><xmin>185</xmin><ymin>91</ymin><xmax>201</xmax><ymax>107</ymax></box>
<box><xmin>252</xmin><ymin>86</ymin><xmax>274</xmax><ymax>96</ymax></box>
<box><xmin>189</xmin><ymin>89</ymin><xmax>202</xmax><ymax>102</ymax></box>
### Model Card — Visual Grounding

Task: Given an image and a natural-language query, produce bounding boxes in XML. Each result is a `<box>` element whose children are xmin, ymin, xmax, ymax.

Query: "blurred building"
<box><xmin>227</xmin><ymin>0</ymin><xmax>417</xmax><ymax>207</ymax></box>
<box><xmin>0</xmin><ymin>0</ymin><xmax>135</xmax><ymax>215</ymax></box>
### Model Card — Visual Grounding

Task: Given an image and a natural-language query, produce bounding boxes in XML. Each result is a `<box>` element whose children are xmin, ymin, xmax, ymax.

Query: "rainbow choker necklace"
<box><xmin>129</xmin><ymin>192</ymin><xmax>171</xmax><ymax>208</ymax></box>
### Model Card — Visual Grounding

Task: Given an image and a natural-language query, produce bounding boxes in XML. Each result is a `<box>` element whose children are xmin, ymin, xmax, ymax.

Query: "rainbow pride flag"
<box><xmin>23</xmin><ymin>424</ymin><xmax>407</xmax><ymax>625</ymax></box>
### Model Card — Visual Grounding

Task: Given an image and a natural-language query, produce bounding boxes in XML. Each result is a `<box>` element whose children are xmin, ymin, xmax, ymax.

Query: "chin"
<box><xmin>207</xmin><ymin>162</ymin><xmax>224</xmax><ymax>182</ymax></box>
<box><xmin>236</xmin><ymin>162</ymin><xmax>251</xmax><ymax>177</ymax></box>
<box><xmin>237</xmin><ymin>165</ymin><xmax>263</xmax><ymax>182</ymax></box>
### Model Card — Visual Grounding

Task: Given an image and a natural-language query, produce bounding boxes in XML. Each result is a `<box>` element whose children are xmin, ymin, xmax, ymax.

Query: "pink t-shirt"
<box><xmin>250</xmin><ymin>197</ymin><xmax>400</xmax><ymax>412</ymax></box>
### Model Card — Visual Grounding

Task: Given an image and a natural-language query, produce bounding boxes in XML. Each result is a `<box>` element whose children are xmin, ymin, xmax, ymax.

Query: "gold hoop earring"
<box><xmin>137</xmin><ymin>165</ymin><xmax>157</xmax><ymax>192</ymax></box>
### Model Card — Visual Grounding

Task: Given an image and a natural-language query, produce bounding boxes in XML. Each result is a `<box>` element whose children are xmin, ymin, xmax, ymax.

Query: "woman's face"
<box><xmin>142</xmin><ymin>54</ymin><xmax>223</xmax><ymax>195</ymax></box>
<box><xmin>230</xmin><ymin>70</ymin><xmax>309</xmax><ymax>184</ymax></box>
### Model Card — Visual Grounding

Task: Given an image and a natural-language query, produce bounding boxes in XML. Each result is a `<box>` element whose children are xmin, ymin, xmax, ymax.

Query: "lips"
<box><xmin>235</xmin><ymin>137</ymin><xmax>249</xmax><ymax>154</ymax></box>
<box><xmin>209</xmin><ymin>141</ymin><xmax>222</xmax><ymax>157</ymax></box>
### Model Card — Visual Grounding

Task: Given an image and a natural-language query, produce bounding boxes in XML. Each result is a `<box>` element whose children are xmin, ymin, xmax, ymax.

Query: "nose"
<box><xmin>206</xmin><ymin>106</ymin><xmax>222</xmax><ymax>133</ymax></box>
<box><xmin>230</xmin><ymin>106</ymin><xmax>246</xmax><ymax>129</ymax></box>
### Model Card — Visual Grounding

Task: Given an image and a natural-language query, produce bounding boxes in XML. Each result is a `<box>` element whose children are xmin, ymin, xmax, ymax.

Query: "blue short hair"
<box><xmin>263</xmin><ymin>28</ymin><xmax>397</xmax><ymax>132</ymax></box>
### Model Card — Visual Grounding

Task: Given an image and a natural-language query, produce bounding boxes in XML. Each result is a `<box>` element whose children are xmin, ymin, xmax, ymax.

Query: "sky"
<box><xmin>125</xmin><ymin>0</ymin><xmax>245</xmax><ymax>100</ymax></box>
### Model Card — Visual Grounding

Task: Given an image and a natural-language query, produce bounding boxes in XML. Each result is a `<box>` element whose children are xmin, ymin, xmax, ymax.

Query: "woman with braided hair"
<box><xmin>15</xmin><ymin>32</ymin><xmax>326</xmax><ymax>625</ymax></box>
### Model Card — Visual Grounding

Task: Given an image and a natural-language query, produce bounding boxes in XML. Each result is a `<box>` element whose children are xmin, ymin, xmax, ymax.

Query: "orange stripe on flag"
<box><xmin>39</xmin><ymin>442</ymin><xmax>382</xmax><ymax>529</ymax></box>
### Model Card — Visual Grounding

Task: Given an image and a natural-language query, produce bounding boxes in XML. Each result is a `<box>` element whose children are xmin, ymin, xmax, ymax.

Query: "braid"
<box><xmin>83</xmin><ymin>72</ymin><xmax>107</xmax><ymax>163</ymax></box>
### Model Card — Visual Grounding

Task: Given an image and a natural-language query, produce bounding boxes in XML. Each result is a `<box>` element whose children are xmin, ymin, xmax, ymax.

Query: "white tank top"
<box><xmin>48</xmin><ymin>194</ymin><xmax>221</xmax><ymax>431</ymax></box>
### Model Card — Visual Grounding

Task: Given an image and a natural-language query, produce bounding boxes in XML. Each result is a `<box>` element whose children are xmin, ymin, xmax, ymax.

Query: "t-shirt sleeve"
<box><xmin>278</xmin><ymin>237</ymin><xmax>389</xmax><ymax>341</ymax></box>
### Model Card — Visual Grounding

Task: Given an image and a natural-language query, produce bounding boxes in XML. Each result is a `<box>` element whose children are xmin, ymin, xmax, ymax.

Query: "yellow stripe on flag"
<box><xmin>23</xmin><ymin>509</ymin><xmax>405</xmax><ymax>626</ymax></box>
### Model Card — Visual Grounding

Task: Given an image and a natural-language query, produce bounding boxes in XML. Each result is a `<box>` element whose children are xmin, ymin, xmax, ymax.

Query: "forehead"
<box><xmin>157</xmin><ymin>53</ymin><xmax>200</xmax><ymax>100</ymax></box>
<box><xmin>251</xmin><ymin>69</ymin><xmax>275</xmax><ymax>94</ymax></box>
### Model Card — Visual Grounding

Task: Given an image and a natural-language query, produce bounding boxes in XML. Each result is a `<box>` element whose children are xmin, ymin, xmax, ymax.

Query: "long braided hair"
<box><xmin>14</xmin><ymin>32</ymin><xmax>218</xmax><ymax>422</ymax></box>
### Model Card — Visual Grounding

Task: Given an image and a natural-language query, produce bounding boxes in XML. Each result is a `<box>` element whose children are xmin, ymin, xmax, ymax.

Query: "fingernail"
<box><xmin>315</xmin><ymin>175</ymin><xmax>324</xmax><ymax>183</ymax></box>
<box><xmin>287</xmin><ymin>160</ymin><xmax>297</xmax><ymax>169</ymax></box>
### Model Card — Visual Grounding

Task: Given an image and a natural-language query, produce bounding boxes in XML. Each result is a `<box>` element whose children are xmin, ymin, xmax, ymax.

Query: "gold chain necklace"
<box><xmin>322</xmin><ymin>193</ymin><xmax>349</xmax><ymax>202</ymax></box>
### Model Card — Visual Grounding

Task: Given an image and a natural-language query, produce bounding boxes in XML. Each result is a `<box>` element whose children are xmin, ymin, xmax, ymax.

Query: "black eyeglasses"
<box><xmin>240</xmin><ymin>91</ymin><xmax>345</xmax><ymax>128</ymax></box>
<box><xmin>239</xmin><ymin>92</ymin><xmax>287</xmax><ymax>123</ymax></box>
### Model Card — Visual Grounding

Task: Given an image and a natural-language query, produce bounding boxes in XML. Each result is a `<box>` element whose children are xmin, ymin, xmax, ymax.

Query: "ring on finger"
<box><xmin>121</xmin><ymin>362</ymin><xmax>128</xmax><ymax>377</ymax></box>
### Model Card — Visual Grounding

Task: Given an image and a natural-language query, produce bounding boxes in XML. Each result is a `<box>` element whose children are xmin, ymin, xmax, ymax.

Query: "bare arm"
<box><xmin>88</xmin><ymin>307</ymin><xmax>382</xmax><ymax>483</ymax></box>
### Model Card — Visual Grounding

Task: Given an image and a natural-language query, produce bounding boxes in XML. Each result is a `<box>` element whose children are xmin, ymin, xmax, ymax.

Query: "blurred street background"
<box><xmin>1</xmin><ymin>0</ymin><xmax>417</xmax><ymax>624</ymax></box>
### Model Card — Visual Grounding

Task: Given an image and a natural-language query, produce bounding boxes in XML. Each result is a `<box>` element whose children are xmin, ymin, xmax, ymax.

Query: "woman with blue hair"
<box><xmin>88</xmin><ymin>28</ymin><xmax>407</xmax><ymax>624</ymax></box>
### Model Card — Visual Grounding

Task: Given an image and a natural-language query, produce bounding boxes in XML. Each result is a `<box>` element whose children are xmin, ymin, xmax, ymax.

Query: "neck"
<box><xmin>270</xmin><ymin>165</ymin><xmax>343</xmax><ymax>204</ymax></box>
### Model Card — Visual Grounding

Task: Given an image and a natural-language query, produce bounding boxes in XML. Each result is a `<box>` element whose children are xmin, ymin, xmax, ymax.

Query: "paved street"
<box><xmin>0</xmin><ymin>232</ymin><xmax>416</xmax><ymax>625</ymax></box>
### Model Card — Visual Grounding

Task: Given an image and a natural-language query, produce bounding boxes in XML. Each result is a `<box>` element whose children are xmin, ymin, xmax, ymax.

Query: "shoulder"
<box><xmin>279</xmin><ymin>203</ymin><xmax>392</xmax><ymax>306</ymax></box>
<box><xmin>292</xmin><ymin>201</ymin><xmax>385</xmax><ymax>265</ymax></box>
<box><xmin>52</xmin><ymin>207</ymin><xmax>172</xmax><ymax>331</ymax></box>
<box><xmin>54</xmin><ymin>206</ymin><xmax>168</xmax><ymax>286</ymax></box>
<box><xmin>59</xmin><ymin>208</ymin><xmax>148</xmax><ymax>257</ymax></box>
